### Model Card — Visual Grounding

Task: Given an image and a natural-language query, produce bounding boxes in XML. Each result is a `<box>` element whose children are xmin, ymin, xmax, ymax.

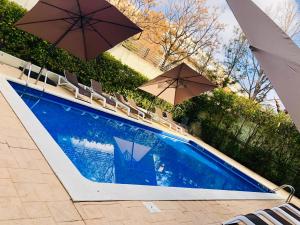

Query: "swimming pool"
<box><xmin>0</xmin><ymin>77</ymin><xmax>280</xmax><ymax>200</ymax></box>
<box><xmin>8</xmin><ymin>80</ymin><xmax>272</xmax><ymax>194</ymax></box>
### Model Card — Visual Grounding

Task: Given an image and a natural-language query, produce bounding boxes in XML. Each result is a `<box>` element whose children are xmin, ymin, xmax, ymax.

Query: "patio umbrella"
<box><xmin>15</xmin><ymin>0</ymin><xmax>142</xmax><ymax>61</ymax></box>
<box><xmin>139</xmin><ymin>63</ymin><xmax>217</xmax><ymax>105</ymax></box>
<box><xmin>226</xmin><ymin>0</ymin><xmax>300</xmax><ymax>131</ymax></box>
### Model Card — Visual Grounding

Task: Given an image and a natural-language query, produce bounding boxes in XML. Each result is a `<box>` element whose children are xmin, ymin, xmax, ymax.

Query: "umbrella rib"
<box><xmin>76</xmin><ymin>0</ymin><xmax>88</xmax><ymax>60</ymax></box>
<box><xmin>86</xmin><ymin>21</ymin><xmax>113</xmax><ymax>48</ymax></box>
<box><xmin>53</xmin><ymin>17</ymin><xmax>81</xmax><ymax>46</ymax></box>
<box><xmin>62</xmin><ymin>18</ymin><xmax>76</xmax><ymax>26</ymax></box>
<box><xmin>160</xmin><ymin>75</ymin><xmax>173</xmax><ymax>79</ymax></box>
<box><xmin>140</xmin><ymin>78</ymin><xmax>174</xmax><ymax>87</ymax></box>
<box><xmin>16</xmin><ymin>17</ymin><xmax>78</xmax><ymax>26</ymax></box>
<box><xmin>182</xmin><ymin>79</ymin><xmax>217</xmax><ymax>88</ymax></box>
<box><xmin>70</xmin><ymin>20</ymin><xmax>101</xmax><ymax>32</ymax></box>
<box><xmin>40</xmin><ymin>1</ymin><xmax>79</xmax><ymax>16</ymax></box>
<box><xmin>174</xmin><ymin>79</ymin><xmax>179</xmax><ymax>105</ymax></box>
<box><xmin>89</xmin><ymin>18</ymin><xmax>141</xmax><ymax>31</ymax></box>
<box><xmin>172</xmin><ymin>64</ymin><xmax>183</xmax><ymax>104</ymax></box>
<box><xmin>86</xmin><ymin>5</ymin><xmax>113</xmax><ymax>16</ymax></box>
<box><xmin>177</xmin><ymin>64</ymin><xmax>184</xmax><ymax>79</ymax></box>
<box><xmin>156</xmin><ymin>79</ymin><xmax>177</xmax><ymax>99</ymax></box>
<box><xmin>183</xmin><ymin>74</ymin><xmax>206</xmax><ymax>79</ymax></box>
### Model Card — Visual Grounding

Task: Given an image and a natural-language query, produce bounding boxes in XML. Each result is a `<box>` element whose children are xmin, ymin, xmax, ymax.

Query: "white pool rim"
<box><xmin>0</xmin><ymin>75</ymin><xmax>282</xmax><ymax>201</ymax></box>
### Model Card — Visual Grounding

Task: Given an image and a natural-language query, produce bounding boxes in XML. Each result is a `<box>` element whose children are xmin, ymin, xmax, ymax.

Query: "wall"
<box><xmin>108</xmin><ymin>45</ymin><xmax>162</xmax><ymax>80</ymax></box>
<box><xmin>10</xmin><ymin>0</ymin><xmax>37</xmax><ymax>9</ymax></box>
<box><xmin>9</xmin><ymin>0</ymin><xmax>163</xmax><ymax>80</ymax></box>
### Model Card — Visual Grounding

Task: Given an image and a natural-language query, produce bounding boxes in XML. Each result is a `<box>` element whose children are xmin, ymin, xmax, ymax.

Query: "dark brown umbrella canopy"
<box><xmin>139</xmin><ymin>63</ymin><xmax>217</xmax><ymax>105</ymax></box>
<box><xmin>15</xmin><ymin>0</ymin><xmax>142</xmax><ymax>60</ymax></box>
<box><xmin>227</xmin><ymin>0</ymin><xmax>300</xmax><ymax>131</ymax></box>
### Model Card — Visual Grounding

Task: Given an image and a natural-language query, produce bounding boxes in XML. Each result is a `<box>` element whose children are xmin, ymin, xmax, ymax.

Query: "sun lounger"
<box><xmin>90</xmin><ymin>79</ymin><xmax>117</xmax><ymax>108</ymax></box>
<box><xmin>272</xmin><ymin>204</ymin><xmax>300</xmax><ymax>225</ymax></box>
<box><xmin>58</xmin><ymin>72</ymin><xmax>91</xmax><ymax>100</ymax></box>
<box><xmin>164</xmin><ymin>111</ymin><xmax>188</xmax><ymax>133</ymax></box>
<box><xmin>114</xmin><ymin>93</ymin><xmax>144</xmax><ymax>118</ymax></box>
<box><xmin>126</xmin><ymin>98</ymin><xmax>152</xmax><ymax>120</ymax></box>
<box><xmin>154</xmin><ymin>107</ymin><xmax>183</xmax><ymax>132</ymax></box>
<box><xmin>255</xmin><ymin>209</ymin><xmax>293</xmax><ymax>225</ymax></box>
<box><xmin>223</xmin><ymin>213</ymin><xmax>268</xmax><ymax>225</ymax></box>
<box><xmin>153</xmin><ymin>107</ymin><xmax>172</xmax><ymax>128</ymax></box>
<box><xmin>223</xmin><ymin>203</ymin><xmax>300</xmax><ymax>225</ymax></box>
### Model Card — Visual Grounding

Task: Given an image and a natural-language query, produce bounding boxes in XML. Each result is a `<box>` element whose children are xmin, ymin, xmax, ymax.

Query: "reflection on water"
<box><xmin>71</xmin><ymin>137</ymin><xmax>114</xmax><ymax>154</ymax></box>
<box><xmin>12</xmin><ymin>82</ymin><xmax>269</xmax><ymax>193</ymax></box>
<box><xmin>114</xmin><ymin>137</ymin><xmax>151</xmax><ymax>162</ymax></box>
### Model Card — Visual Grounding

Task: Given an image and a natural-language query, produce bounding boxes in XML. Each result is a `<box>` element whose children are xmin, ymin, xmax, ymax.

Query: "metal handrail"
<box><xmin>19</xmin><ymin>62</ymin><xmax>32</xmax><ymax>86</ymax></box>
<box><xmin>17</xmin><ymin>61</ymin><xmax>50</xmax><ymax>92</ymax></box>
<box><xmin>42</xmin><ymin>69</ymin><xmax>48</xmax><ymax>91</ymax></box>
<box><xmin>273</xmin><ymin>185</ymin><xmax>295</xmax><ymax>203</ymax></box>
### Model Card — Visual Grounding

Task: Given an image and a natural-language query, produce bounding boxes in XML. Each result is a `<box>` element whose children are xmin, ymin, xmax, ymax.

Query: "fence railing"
<box><xmin>122</xmin><ymin>40</ymin><xmax>163</xmax><ymax>68</ymax></box>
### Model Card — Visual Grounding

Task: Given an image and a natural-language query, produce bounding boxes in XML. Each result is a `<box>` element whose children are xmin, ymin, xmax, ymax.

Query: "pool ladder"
<box><xmin>273</xmin><ymin>185</ymin><xmax>295</xmax><ymax>203</ymax></box>
<box><xmin>19</xmin><ymin>62</ymin><xmax>49</xmax><ymax>91</ymax></box>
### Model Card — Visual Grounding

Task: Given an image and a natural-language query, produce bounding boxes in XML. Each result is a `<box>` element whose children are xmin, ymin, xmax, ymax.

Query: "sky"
<box><xmin>204</xmin><ymin>0</ymin><xmax>300</xmax><ymax>109</ymax></box>
<box><xmin>209</xmin><ymin>0</ymin><xmax>300</xmax><ymax>51</ymax></box>
<box><xmin>11</xmin><ymin>0</ymin><xmax>300</xmax><ymax>109</ymax></box>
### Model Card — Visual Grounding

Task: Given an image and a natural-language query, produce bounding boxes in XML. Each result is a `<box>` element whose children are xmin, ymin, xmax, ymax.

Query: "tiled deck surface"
<box><xmin>0</xmin><ymin>64</ymin><xmax>298</xmax><ymax>224</ymax></box>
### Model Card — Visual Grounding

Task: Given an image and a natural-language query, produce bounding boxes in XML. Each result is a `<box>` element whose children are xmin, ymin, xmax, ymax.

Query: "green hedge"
<box><xmin>2</xmin><ymin>0</ymin><xmax>299</xmax><ymax>197</ymax></box>
<box><xmin>174</xmin><ymin>89</ymin><xmax>300</xmax><ymax>197</ymax></box>
<box><xmin>0</xmin><ymin>0</ymin><xmax>173</xmax><ymax>110</ymax></box>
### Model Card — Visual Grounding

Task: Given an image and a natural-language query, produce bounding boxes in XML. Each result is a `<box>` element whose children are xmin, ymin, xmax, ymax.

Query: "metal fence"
<box><xmin>122</xmin><ymin>40</ymin><xmax>163</xmax><ymax>68</ymax></box>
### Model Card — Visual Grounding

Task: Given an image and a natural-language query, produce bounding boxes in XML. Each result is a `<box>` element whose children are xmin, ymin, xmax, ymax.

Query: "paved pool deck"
<box><xmin>0</xmin><ymin>63</ymin><xmax>298</xmax><ymax>225</ymax></box>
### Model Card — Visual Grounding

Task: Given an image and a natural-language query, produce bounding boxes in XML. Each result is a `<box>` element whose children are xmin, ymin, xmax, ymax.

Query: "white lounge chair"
<box><xmin>58</xmin><ymin>72</ymin><xmax>91</xmax><ymax>100</ymax></box>
<box><xmin>223</xmin><ymin>203</ymin><xmax>300</xmax><ymax>225</ymax></box>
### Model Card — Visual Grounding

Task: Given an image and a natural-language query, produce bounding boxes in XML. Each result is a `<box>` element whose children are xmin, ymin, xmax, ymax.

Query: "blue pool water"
<box><xmin>10</xmin><ymin>81</ymin><xmax>272</xmax><ymax>193</ymax></box>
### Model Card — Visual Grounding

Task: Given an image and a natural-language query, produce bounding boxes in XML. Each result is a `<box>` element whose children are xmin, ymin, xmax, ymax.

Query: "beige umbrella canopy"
<box><xmin>227</xmin><ymin>0</ymin><xmax>300</xmax><ymax>131</ymax></box>
<box><xmin>139</xmin><ymin>63</ymin><xmax>217</xmax><ymax>105</ymax></box>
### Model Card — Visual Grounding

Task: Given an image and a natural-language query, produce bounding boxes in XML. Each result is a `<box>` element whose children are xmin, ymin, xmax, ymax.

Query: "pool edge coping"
<box><xmin>0</xmin><ymin>75</ymin><xmax>284</xmax><ymax>201</ymax></box>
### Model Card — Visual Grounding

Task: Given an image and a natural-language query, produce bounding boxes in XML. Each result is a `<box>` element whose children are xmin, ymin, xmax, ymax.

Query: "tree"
<box><xmin>224</xmin><ymin>29</ymin><xmax>273</xmax><ymax>103</ymax></box>
<box><xmin>107</xmin><ymin>0</ymin><xmax>164</xmax><ymax>39</ymax></box>
<box><xmin>266</xmin><ymin>0</ymin><xmax>300</xmax><ymax>38</ymax></box>
<box><xmin>148</xmin><ymin>0</ymin><xmax>224</xmax><ymax>71</ymax></box>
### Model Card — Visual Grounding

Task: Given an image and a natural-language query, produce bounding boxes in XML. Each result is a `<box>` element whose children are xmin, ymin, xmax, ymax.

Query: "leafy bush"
<box><xmin>0</xmin><ymin>0</ymin><xmax>171</xmax><ymax>110</ymax></box>
<box><xmin>1</xmin><ymin>0</ymin><xmax>299</xmax><ymax>197</ymax></box>
<box><xmin>175</xmin><ymin>89</ymin><xmax>300</xmax><ymax>197</ymax></box>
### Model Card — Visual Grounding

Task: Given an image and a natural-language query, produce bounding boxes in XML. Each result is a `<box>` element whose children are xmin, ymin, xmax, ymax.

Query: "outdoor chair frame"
<box><xmin>89</xmin><ymin>79</ymin><xmax>118</xmax><ymax>108</ymax></box>
<box><xmin>114</xmin><ymin>93</ymin><xmax>144</xmax><ymax>119</ymax></box>
<box><xmin>57</xmin><ymin>72</ymin><xmax>91</xmax><ymax>101</ymax></box>
<box><xmin>154</xmin><ymin>107</ymin><xmax>183</xmax><ymax>132</ymax></box>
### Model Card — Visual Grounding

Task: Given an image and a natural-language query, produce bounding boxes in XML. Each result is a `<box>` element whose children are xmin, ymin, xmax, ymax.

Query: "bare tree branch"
<box><xmin>147</xmin><ymin>0</ymin><xmax>224</xmax><ymax>70</ymax></box>
<box><xmin>224</xmin><ymin>29</ymin><xmax>273</xmax><ymax>103</ymax></box>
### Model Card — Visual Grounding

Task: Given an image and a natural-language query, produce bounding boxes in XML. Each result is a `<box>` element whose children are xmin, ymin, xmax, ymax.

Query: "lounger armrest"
<box><xmin>57</xmin><ymin>76</ymin><xmax>79</xmax><ymax>98</ymax></box>
<box><xmin>91</xmin><ymin>91</ymin><xmax>107</xmax><ymax>106</ymax></box>
<box><xmin>137</xmin><ymin>110</ymin><xmax>145</xmax><ymax>119</ymax></box>
<box><xmin>78</xmin><ymin>83</ymin><xmax>89</xmax><ymax>90</ymax></box>
<box><xmin>137</xmin><ymin>106</ymin><xmax>152</xmax><ymax>117</ymax></box>
<box><xmin>57</xmin><ymin>75</ymin><xmax>68</xmax><ymax>85</ymax></box>
<box><xmin>112</xmin><ymin>97</ymin><xmax>130</xmax><ymax>115</ymax></box>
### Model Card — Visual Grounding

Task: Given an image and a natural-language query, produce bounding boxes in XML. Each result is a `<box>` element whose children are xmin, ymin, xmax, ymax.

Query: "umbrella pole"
<box><xmin>35</xmin><ymin>45</ymin><xmax>55</xmax><ymax>84</ymax></box>
<box><xmin>35</xmin><ymin>18</ymin><xmax>80</xmax><ymax>84</ymax></box>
